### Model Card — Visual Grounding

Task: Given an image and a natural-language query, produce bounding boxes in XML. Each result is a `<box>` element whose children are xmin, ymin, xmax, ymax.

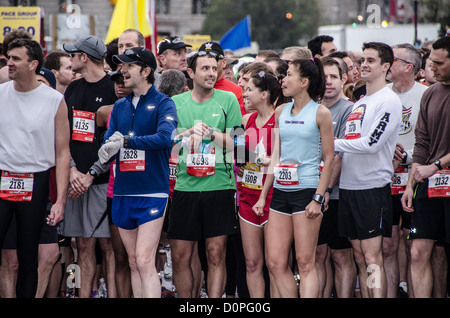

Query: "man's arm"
<box><xmin>335</xmin><ymin>101</ymin><xmax>401</xmax><ymax>154</ymax></box>
<box><xmin>47</xmin><ymin>99</ymin><xmax>71</xmax><ymax>226</ymax></box>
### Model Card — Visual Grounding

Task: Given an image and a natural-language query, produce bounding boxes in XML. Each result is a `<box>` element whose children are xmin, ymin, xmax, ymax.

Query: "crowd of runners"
<box><xmin>0</xmin><ymin>26</ymin><xmax>449</xmax><ymax>299</ymax></box>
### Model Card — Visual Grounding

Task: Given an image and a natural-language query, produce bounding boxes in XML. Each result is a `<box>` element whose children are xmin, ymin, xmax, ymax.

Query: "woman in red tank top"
<box><xmin>238</xmin><ymin>70</ymin><xmax>283</xmax><ymax>297</ymax></box>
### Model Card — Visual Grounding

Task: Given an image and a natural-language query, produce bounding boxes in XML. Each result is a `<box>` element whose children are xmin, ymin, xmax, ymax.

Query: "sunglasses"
<box><xmin>123</xmin><ymin>49</ymin><xmax>152</xmax><ymax>68</ymax></box>
<box><xmin>197</xmin><ymin>50</ymin><xmax>219</xmax><ymax>58</ymax></box>
<box><xmin>124</xmin><ymin>49</ymin><xmax>144</xmax><ymax>62</ymax></box>
<box><xmin>394</xmin><ymin>56</ymin><xmax>415</xmax><ymax>68</ymax></box>
<box><xmin>257</xmin><ymin>71</ymin><xmax>268</xmax><ymax>91</ymax></box>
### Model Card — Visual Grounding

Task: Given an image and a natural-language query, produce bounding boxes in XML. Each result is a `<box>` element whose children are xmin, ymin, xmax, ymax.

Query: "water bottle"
<box><xmin>232</xmin><ymin>125</ymin><xmax>246</xmax><ymax>167</ymax></box>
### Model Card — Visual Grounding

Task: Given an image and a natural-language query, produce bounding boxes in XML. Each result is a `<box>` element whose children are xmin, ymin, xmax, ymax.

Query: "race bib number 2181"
<box><xmin>0</xmin><ymin>171</ymin><xmax>34</xmax><ymax>201</ymax></box>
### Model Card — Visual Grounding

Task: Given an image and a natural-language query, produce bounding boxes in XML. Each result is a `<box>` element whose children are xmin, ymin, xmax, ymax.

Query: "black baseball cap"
<box><xmin>199</xmin><ymin>42</ymin><xmax>224</xmax><ymax>58</ymax></box>
<box><xmin>63</xmin><ymin>35</ymin><xmax>106</xmax><ymax>61</ymax></box>
<box><xmin>157</xmin><ymin>36</ymin><xmax>192</xmax><ymax>55</ymax></box>
<box><xmin>112</xmin><ymin>47</ymin><xmax>157</xmax><ymax>71</ymax></box>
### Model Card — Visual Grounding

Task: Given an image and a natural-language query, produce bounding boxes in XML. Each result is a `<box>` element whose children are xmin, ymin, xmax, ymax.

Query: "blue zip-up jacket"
<box><xmin>104</xmin><ymin>85</ymin><xmax>178</xmax><ymax>196</ymax></box>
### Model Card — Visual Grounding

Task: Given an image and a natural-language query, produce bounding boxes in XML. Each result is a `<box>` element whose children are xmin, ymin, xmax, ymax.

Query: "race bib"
<box><xmin>187</xmin><ymin>143</ymin><xmax>215</xmax><ymax>177</ymax></box>
<box><xmin>274</xmin><ymin>163</ymin><xmax>299</xmax><ymax>186</ymax></box>
<box><xmin>391</xmin><ymin>166</ymin><xmax>409</xmax><ymax>195</ymax></box>
<box><xmin>119</xmin><ymin>148</ymin><xmax>145</xmax><ymax>171</ymax></box>
<box><xmin>242</xmin><ymin>163</ymin><xmax>264</xmax><ymax>190</ymax></box>
<box><xmin>428</xmin><ymin>168</ymin><xmax>450</xmax><ymax>198</ymax></box>
<box><xmin>0</xmin><ymin>171</ymin><xmax>34</xmax><ymax>201</ymax></box>
<box><xmin>72</xmin><ymin>110</ymin><xmax>95</xmax><ymax>142</ymax></box>
<box><xmin>169</xmin><ymin>156</ymin><xmax>178</xmax><ymax>181</ymax></box>
<box><xmin>345</xmin><ymin>108</ymin><xmax>364</xmax><ymax>140</ymax></box>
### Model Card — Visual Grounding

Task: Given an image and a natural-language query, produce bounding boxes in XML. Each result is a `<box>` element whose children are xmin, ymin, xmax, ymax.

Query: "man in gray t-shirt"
<box><xmin>316</xmin><ymin>57</ymin><xmax>355</xmax><ymax>298</ymax></box>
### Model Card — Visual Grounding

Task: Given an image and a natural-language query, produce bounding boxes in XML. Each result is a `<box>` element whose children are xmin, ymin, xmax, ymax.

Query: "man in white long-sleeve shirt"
<box><xmin>334</xmin><ymin>42</ymin><xmax>402</xmax><ymax>298</ymax></box>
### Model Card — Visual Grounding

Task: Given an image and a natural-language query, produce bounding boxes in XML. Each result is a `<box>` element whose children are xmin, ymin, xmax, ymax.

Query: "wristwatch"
<box><xmin>434</xmin><ymin>159</ymin><xmax>443</xmax><ymax>170</ymax></box>
<box><xmin>401</xmin><ymin>152</ymin><xmax>408</xmax><ymax>164</ymax></box>
<box><xmin>89</xmin><ymin>169</ymin><xmax>98</xmax><ymax>177</ymax></box>
<box><xmin>123</xmin><ymin>135</ymin><xmax>130</xmax><ymax>148</ymax></box>
<box><xmin>206</xmin><ymin>126</ymin><xmax>216</xmax><ymax>141</ymax></box>
<box><xmin>312</xmin><ymin>194</ymin><xmax>325</xmax><ymax>205</ymax></box>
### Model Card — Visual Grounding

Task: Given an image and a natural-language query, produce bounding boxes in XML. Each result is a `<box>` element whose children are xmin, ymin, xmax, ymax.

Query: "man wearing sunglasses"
<box><xmin>198</xmin><ymin>42</ymin><xmax>245</xmax><ymax>116</ymax></box>
<box><xmin>60</xmin><ymin>35</ymin><xmax>118</xmax><ymax>298</ymax></box>
<box><xmin>168</xmin><ymin>50</ymin><xmax>242</xmax><ymax>298</ymax></box>
<box><xmin>385</xmin><ymin>43</ymin><xmax>428</xmax><ymax>298</ymax></box>
<box><xmin>98</xmin><ymin>47</ymin><xmax>177</xmax><ymax>298</ymax></box>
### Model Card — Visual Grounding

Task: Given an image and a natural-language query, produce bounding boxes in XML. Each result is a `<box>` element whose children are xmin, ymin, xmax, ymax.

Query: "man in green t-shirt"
<box><xmin>168</xmin><ymin>50</ymin><xmax>242</xmax><ymax>298</ymax></box>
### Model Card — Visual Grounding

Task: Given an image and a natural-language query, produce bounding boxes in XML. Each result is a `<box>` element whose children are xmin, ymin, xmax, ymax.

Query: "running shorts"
<box><xmin>409</xmin><ymin>179</ymin><xmax>450</xmax><ymax>243</ymax></box>
<box><xmin>59</xmin><ymin>184</ymin><xmax>109</xmax><ymax>238</ymax></box>
<box><xmin>3</xmin><ymin>200</ymin><xmax>58</xmax><ymax>249</ymax></box>
<box><xmin>168</xmin><ymin>190</ymin><xmax>238</xmax><ymax>241</ymax></box>
<box><xmin>391</xmin><ymin>194</ymin><xmax>411</xmax><ymax>229</ymax></box>
<box><xmin>112</xmin><ymin>196</ymin><xmax>168</xmax><ymax>230</ymax></box>
<box><xmin>338</xmin><ymin>184</ymin><xmax>393</xmax><ymax>240</ymax></box>
<box><xmin>318</xmin><ymin>199</ymin><xmax>352</xmax><ymax>249</ymax></box>
<box><xmin>238</xmin><ymin>191</ymin><xmax>271</xmax><ymax>227</ymax></box>
<box><xmin>270</xmin><ymin>188</ymin><xmax>316</xmax><ymax>216</ymax></box>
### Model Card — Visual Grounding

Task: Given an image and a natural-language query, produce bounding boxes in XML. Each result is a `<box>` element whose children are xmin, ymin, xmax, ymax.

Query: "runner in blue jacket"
<box><xmin>98</xmin><ymin>47</ymin><xmax>177</xmax><ymax>298</ymax></box>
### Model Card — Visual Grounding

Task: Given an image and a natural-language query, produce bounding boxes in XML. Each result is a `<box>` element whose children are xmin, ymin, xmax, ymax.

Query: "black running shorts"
<box><xmin>168</xmin><ymin>190</ymin><xmax>238</xmax><ymax>241</ymax></box>
<box><xmin>338</xmin><ymin>184</ymin><xmax>393</xmax><ymax>240</ymax></box>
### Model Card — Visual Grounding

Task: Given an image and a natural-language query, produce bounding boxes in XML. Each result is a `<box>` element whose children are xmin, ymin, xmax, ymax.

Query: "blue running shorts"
<box><xmin>112</xmin><ymin>196</ymin><xmax>168</xmax><ymax>230</ymax></box>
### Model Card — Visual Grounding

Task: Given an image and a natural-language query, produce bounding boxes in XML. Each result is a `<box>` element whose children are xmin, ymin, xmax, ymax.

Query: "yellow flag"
<box><xmin>105</xmin><ymin>0</ymin><xmax>151</xmax><ymax>44</ymax></box>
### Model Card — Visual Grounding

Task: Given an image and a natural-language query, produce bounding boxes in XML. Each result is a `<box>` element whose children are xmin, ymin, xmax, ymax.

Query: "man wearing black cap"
<box><xmin>157</xmin><ymin>36</ymin><xmax>192</xmax><ymax>72</ymax></box>
<box><xmin>59</xmin><ymin>35</ymin><xmax>117</xmax><ymax>298</ymax></box>
<box><xmin>199</xmin><ymin>41</ymin><xmax>245</xmax><ymax>116</ymax></box>
<box><xmin>98</xmin><ymin>47</ymin><xmax>178</xmax><ymax>298</ymax></box>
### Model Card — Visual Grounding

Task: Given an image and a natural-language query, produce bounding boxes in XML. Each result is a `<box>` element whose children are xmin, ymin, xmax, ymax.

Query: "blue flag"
<box><xmin>219</xmin><ymin>15</ymin><xmax>251</xmax><ymax>51</ymax></box>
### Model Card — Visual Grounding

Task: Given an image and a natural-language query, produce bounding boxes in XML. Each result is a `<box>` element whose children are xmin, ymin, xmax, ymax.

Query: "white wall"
<box><xmin>319</xmin><ymin>23</ymin><xmax>441</xmax><ymax>52</ymax></box>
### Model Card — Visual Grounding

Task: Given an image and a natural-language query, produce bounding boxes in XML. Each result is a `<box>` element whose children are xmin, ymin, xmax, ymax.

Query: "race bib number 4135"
<box><xmin>72</xmin><ymin>110</ymin><xmax>95</xmax><ymax>142</ymax></box>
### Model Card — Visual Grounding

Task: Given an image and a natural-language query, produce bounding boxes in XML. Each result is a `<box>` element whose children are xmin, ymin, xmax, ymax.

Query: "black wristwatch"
<box><xmin>326</xmin><ymin>187</ymin><xmax>333</xmax><ymax>195</ymax></box>
<box><xmin>434</xmin><ymin>159</ymin><xmax>443</xmax><ymax>170</ymax></box>
<box><xmin>312</xmin><ymin>194</ymin><xmax>325</xmax><ymax>205</ymax></box>
<box><xmin>401</xmin><ymin>152</ymin><xmax>408</xmax><ymax>164</ymax></box>
<box><xmin>89</xmin><ymin>169</ymin><xmax>98</xmax><ymax>177</ymax></box>
<box><xmin>123</xmin><ymin>135</ymin><xmax>130</xmax><ymax>148</ymax></box>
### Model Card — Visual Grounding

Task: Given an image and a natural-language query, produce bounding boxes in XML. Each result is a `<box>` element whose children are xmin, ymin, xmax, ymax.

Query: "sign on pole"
<box><xmin>0</xmin><ymin>6</ymin><xmax>41</xmax><ymax>43</ymax></box>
